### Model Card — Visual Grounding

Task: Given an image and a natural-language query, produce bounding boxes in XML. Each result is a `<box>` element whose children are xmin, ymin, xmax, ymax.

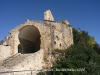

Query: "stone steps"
<box><xmin>3</xmin><ymin>53</ymin><xmax>20</xmax><ymax>63</ymax></box>
<box><xmin>2</xmin><ymin>53</ymin><xmax>30</xmax><ymax>68</ymax></box>
<box><xmin>2</xmin><ymin>50</ymin><xmax>43</xmax><ymax>70</ymax></box>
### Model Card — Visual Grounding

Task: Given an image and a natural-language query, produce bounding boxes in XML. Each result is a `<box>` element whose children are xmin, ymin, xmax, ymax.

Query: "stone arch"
<box><xmin>18</xmin><ymin>44</ymin><xmax>23</xmax><ymax>53</ymax></box>
<box><xmin>18</xmin><ymin>25</ymin><xmax>41</xmax><ymax>54</ymax></box>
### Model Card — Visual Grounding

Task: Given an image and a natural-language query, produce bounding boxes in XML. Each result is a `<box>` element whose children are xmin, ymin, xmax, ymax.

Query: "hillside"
<box><xmin>38</xmin><ymin>28</ymin><xmax>100</xmax><ymax>75</ymax></box>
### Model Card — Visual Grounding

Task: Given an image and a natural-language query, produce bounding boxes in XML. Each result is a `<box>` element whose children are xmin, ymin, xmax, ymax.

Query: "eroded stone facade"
<box><xmin>0</xmin><ymin>10</ymin><xmax>73</xmax><ymax>74</ymax></box>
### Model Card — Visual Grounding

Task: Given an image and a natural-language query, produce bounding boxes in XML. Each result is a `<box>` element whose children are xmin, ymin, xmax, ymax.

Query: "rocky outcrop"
<box><xmin>0</xmin><ymin>10</ymin><xmax>73</xmax><ymax>74</ymax></box>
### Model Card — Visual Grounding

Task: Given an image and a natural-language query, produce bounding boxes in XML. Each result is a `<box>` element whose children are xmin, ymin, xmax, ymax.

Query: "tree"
<box><xmin>94</xmin><ymin>43</ymin><xmax>100</xmax><ymax>54</ymax></box>
<box><xmin>38</xmin><ymin>28</ymin><xmax>100</xmax><ymax>75</ymax></box>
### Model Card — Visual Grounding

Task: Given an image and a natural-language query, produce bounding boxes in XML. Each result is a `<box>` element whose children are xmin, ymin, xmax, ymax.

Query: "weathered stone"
<box><xmin>0</xmin><ymin>10</ymin><xmax>73</xmax><ymax>74</ymax></box>
<box><xmin>44</xmin><ymin>10</ymin><xmax>54</xmax><ymax>21</ymax></box>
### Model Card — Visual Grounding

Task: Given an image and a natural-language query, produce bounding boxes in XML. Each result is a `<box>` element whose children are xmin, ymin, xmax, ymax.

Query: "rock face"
<box><xmin>0</xmin><ymin>10</ymin><xmax>73</xmax><ymax>74</ymax></box>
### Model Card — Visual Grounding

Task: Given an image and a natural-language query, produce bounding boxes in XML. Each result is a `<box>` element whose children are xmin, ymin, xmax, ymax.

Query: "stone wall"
<box><xmin>0</xmin><ymin>19</ymin><xmax>73</xmax><ymax>72</ymax></box>
<box><xmin>0</xmin><ymin>45</ymin><xmax>11</xmax><ymax>62</ymax></box>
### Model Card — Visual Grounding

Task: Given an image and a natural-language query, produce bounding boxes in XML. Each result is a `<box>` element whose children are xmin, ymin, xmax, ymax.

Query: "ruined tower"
<box><xmin>44</xmin><ymin>10</ymin><xmax>54</xmax><ymax>21</ymax></box>
<box><xmin>0</xmin><ymin>10</ymin><xmax>73</xmax><ymax>74</ymax></box>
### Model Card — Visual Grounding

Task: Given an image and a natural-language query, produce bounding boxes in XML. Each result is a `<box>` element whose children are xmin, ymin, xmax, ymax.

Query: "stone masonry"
<box><xmin>0</xmin><ymin>10</ymin><xmax>73</xmax><ymax>74</ymax></box>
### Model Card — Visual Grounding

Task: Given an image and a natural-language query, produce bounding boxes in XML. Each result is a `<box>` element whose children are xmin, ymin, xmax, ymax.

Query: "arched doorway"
<box><xmin>18</xmin><ymin>44</ymin><xmax>23</xmax><ymax>53</ymax></box>
<box><xmin>18</xmin><ymin>26</ymin><xmax>41</xmax><ymax>54</ymax></box>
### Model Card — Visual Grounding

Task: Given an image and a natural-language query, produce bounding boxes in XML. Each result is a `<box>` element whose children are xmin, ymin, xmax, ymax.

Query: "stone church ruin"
<box><xmin>0</xmin><ymin>10</ymin><xmax>73</xmax><ymax>74</ymax></box>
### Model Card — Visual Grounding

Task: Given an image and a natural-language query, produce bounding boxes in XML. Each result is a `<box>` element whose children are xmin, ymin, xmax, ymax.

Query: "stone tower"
<box><xmin>44</xmin><ymin>10</ymin><xmax>54</xmax><ymax>21</ymax></box>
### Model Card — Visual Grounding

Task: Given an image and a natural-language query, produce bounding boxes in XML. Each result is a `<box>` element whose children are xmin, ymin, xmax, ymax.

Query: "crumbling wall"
<box><xmin>1</xmin><ymin>20</ymin><xmax>73</xmax><ymax>55</ymax></box>
<box><xmin>0</xmin><ymin>45</ymin><xmax>11</xmax><ymax>61</ymax></box>
<box><xmin>0</xmin><ymin>19</ymin><xmax>73</xmax><ymax>71</ymax></box>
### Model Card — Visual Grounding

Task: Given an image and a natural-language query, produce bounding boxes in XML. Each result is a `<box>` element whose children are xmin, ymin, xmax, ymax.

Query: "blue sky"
<box><xmin>0</xmin><ymin>0</ymin><xmax>100</xmax><ymax>44</ymax></box>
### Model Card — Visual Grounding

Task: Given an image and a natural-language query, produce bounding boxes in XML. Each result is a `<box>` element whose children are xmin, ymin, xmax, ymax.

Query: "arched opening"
<box><xmin>18</xmin><ymin>26</ymin><xmax>41</xmax><ymax>54</ymax></box>
<box><xmin>18</xmin><ymin>44</ymin><xmax>23</xmax><ymax>53</ymax></box>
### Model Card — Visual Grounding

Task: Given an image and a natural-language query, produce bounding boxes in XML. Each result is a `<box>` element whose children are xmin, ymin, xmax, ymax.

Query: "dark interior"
<box><xmin>18</xmin><ymin>26</ymin><xmax>41</xmax><ymax>54</ymax></box>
